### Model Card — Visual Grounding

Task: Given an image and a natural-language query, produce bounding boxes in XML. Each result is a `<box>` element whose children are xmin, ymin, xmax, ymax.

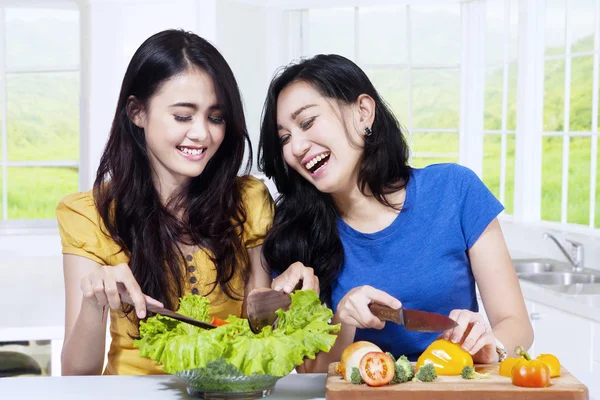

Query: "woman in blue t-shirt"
<box><xmin>258</xmin><ymin>54</ymin><xmax>533</xmax><ymax>372</ymax></box>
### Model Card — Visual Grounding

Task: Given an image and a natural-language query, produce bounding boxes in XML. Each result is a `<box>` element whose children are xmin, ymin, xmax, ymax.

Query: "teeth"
<box><xmin>179</xmin><ymin>147</ymin><xmax>204</xmax><ymax>156</ymax></box>
<box><xmin>304</xmin><ymin>152</ymin><xmax>330</xmax><ymax>170</ymax></box>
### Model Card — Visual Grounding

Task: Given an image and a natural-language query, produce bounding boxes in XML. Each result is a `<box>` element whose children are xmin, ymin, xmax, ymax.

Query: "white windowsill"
<box><xmin>0</xmin><ymin>220</ymin><xmax>59</xmax><ymax>236</ymax></box>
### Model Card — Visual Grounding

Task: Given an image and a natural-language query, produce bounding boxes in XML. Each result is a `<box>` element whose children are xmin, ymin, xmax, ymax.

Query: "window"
<box><xmin>482</xmin><ymin>0</ymin><xmax>519</xmax><ymax>215</ymax></box>
<box><xmin>541</xmin><ymin>0</ymin><xmax>599</xmax><ymax>227</ymax></box>
<box><xmin>0</xmin><ymin>6</ymin><xmax>79</xmax><ymax>222</ymax></box>
<box><xmin>299</xmin><ymin>4</ymin><xmax>462</xmax><ymax>168</ymax></box>
<box><xmin>287</xmin><ymin>0</ymin><xmax>600</xmax><ymax>233</ymax></box>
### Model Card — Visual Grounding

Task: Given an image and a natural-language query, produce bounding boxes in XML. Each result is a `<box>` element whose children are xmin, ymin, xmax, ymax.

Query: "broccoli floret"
<box><xmin>350</xmin><ymin>367</ymin><xmax>364</xmax><ymax>385</ymax></box>
<box><xmin>461</xmin><ymin>365</ymin><xmax>491</xmax><ymax>380</ymax></box>
<box><xmin>413</xmin><ymin>363</ymin><xmax>437</xmax><ymax>382</ymax></box>
<box><xmin>397</xmin><ymin>356</ymin><xmax>414</xmax><ymax>380</ymax></box>
<box><xmin>390</xmin><ymin>355</ymin><xmax>415</xmax><ymax>384</ymax></box>
<box><xmin>386</xmin><ymin>352</ymin><xmax>396</xmax><ymax>363</ymax></box>
<box><xmin>387</xmin><ymin>354</ymin><xmax>415</xmax><ymax>384</ymax></box>
<box><xmin>389</xmin><ymin>362</ymin><xmax>404</xmax><ymax>384</ymax></box>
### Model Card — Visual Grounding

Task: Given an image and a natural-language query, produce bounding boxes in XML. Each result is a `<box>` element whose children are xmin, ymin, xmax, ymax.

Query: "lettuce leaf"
<box><xmin>134</xmin><ymin>290</ymin><xmax>340</xmax><ymax>376</ymax></box>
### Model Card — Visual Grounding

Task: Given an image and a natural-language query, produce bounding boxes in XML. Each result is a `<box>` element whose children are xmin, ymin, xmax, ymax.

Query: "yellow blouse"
<box><xmin>56</xmin><ymin>176</ymin><xmax>274</xmax><ymax>375</ymax></box>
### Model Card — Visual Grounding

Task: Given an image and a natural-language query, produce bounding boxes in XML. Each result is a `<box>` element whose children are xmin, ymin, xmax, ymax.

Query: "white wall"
<box><xmin>216</xmin><ymin>0</ymin><xmax>290</xmax><ymax>173</ymax></box>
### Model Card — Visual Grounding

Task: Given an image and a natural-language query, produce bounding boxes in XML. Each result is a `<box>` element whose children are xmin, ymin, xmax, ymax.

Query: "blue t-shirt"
<box><xmin>330</xmin><ymin>163</ymin><xmax>504</xmax><ymax>361</ymax></box>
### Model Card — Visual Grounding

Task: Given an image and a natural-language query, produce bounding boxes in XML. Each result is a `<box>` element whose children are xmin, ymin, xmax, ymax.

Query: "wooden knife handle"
<box><xmin>368</xmin><ymin>303</ymin><xmax>404</xmax><ymax>325</ymax></box>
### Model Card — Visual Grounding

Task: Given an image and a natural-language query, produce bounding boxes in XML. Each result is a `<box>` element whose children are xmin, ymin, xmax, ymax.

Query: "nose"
<box><xmin>186</xmin><ymin>120</ymin><xmax>208</xmax><ymax>141</ymax></box>
<box><xmin>290</xmin><ymin>134</ymin><xmax>310</xmax><ymax>158</ymax></box>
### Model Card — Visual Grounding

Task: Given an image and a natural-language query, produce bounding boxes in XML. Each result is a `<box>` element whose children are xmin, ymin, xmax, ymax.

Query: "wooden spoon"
<box><xmin>245</xmin><ymin>287</ymin><xmax>295</xmax><ymax>334</ymax></box>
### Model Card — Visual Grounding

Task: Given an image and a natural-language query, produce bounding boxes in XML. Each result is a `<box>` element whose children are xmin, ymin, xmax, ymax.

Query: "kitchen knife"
<box><xmin>368</xmin><ymin>303</ymin><xmax>458</xmax><ymax>332</ymax></box>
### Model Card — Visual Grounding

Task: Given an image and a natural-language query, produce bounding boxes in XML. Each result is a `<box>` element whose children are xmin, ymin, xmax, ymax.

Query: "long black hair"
<box><xmin>258</xmin><ymin>54</ymin><xmax>411</xmax><ymax>304</ymax></box>
<box><xmin>94</xmin><ymin>29</ymin><xmax>251</xmax><ymax>312</ymax></box>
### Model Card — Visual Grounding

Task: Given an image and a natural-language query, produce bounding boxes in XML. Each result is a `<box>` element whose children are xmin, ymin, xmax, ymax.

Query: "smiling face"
<box><xmin>276</xmin><ymin>81</ymin><xmax>369</xmax><ymax>195</ymax></box>
<box><xmin>131</xmin><ymin>67</ymin><xmax>226</xmax><ymax>190</ymax></box>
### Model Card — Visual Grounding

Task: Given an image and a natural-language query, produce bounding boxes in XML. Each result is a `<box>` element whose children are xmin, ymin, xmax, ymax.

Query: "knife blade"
<box><xmin>368</xmin><ymin>303</ymin><xmax>458</xmax><ymax>332</ymax></box>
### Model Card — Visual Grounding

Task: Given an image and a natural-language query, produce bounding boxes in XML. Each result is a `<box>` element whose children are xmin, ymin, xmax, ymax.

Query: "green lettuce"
<box><xmin>134</xmin><ymin>290</ymin><xmax>340</xmax><ymax>376</ymax></box>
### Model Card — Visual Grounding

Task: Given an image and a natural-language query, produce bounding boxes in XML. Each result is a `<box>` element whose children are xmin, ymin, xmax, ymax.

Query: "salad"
<box><xmin>134</xmin><ymin>289</ymin><xmax>340</xmax><ymax>377</ymax></box>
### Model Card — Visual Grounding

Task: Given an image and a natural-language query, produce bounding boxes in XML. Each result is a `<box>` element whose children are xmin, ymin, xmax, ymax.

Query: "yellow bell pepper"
<box><xmin>537</xmin><ymin>353</ymin><xmax>561</xmax><ymax>377</ymax></box>
<box><xmin>416</xmin><ymin>339</ymin><xmax>473</xmax><ymax>376</ymax></box>
<box><xmin>499</xmin><ymin>357</ymin><xmax>520</xmax><ymax>377</ymax></box>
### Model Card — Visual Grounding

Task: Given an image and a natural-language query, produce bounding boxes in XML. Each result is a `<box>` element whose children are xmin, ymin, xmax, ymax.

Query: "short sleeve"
<box><xmin>458</xmin><ymin>166</ymin><xmax>505</xmax><ymax>249</ymax></box>
<box><xmin>239</xmin><ymin>176</ymin><xmax>275</xmax><ymax>249</ymax></box>
<box><xmin>56</xmin><ymin>191</ymin><xmax>111</xmax><ymax>265</ymax></box>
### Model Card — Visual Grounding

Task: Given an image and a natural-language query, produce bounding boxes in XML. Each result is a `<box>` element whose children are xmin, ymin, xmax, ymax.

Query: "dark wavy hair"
<box><xmin>258</xmin><ymin>54</ymin><xmax>411</xmax><ymax>304</ymax></box>
<box><xmin>94</xmin><ymin>29</ymin><xmax>251</xmax><ymax>312</ymax></box>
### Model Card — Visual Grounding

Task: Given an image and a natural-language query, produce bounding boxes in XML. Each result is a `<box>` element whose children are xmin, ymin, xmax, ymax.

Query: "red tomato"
<box><xmin>358</xmin><ymin>352</ymin><xmax>395</xmax><ymax>387</ymax></box>
<box><xmin>210</xmin><ymin>316</ymin><xmax>229</xmax><ymax>326</ymax></box>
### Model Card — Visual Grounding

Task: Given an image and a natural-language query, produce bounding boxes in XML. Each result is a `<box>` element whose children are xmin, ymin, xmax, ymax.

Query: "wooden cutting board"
<box><xmin>326</xmin><ymin>362</ymin><xmax>589</xmax><ymax>399</ymax></box>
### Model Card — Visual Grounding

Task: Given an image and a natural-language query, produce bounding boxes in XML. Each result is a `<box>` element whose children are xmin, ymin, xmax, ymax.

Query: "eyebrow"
<box><xmin>291</xmin><ymin>104</ymin><xmax>317</xmax><ymax>120</ymax></box>
<box><xmin>169</xmin><ymin>102</ymin><xmax>224</xmax><ymax>111</ymax></box>
<box><xmin>277</xmin><ymin>104</ymin><xmax>317</xmax><ymax>130</ymax></box>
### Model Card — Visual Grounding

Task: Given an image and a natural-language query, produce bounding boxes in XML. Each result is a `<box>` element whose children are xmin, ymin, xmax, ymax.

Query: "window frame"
<box><xmin>0</xmin><ymin>1</ymin><xmax>80</xmax><ymax>231</ymax></box>
<box><xmin>538</xmin><ymin>0</ymin><xmax>600</xmax><ymax>228</ymax></box>
<box><xmin>482</xmin><ymin>0</ymin><xmax>518</xmax><ymax>213</ymax></box>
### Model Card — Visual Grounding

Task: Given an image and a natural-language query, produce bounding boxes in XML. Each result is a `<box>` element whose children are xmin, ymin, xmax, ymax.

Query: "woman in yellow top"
<box><xmin>56</xmin><ymin>29</ymin><xmax>318</xmax><ymax>376</ymax></box>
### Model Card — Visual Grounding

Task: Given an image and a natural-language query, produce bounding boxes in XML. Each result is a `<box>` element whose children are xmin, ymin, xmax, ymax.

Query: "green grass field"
<box><xmin>2</xmin><ymin>34</ymin><xmax>599</xmax><ymax>226</ymax></box>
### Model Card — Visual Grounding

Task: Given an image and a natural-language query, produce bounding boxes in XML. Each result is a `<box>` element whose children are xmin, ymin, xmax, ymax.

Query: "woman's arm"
<box><xmin>242</xmin><ymin>246</ymin><xmax>272</xmax><ymax>317</ymax></box>
<box><xmin>471</xmin><ymin>218</ymin><xmax>533</xmax><ymax>355</ymax></box>
<box><xmin>443</xmin><ymin>218</ymin><xmax>533</xmax><ymax>361</ymax></box>
<box><xmin>245</xmin><ymin>245</ymin><xmax>272</xmax><ymax>292</ymax></box>
<box><xmin>61</xmin><ymin>255</ymin><xmax>108</xmax><ymax>375</ymax></box>
<box><xmin>61</xmin><ymin>255</ymin><xmax>162</xmax><ymax>375</ymax></box>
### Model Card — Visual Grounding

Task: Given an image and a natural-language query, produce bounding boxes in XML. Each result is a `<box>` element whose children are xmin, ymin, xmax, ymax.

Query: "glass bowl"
<box><xmin>175</xmin><ymin>358</ymin><xmax>284</xmax><ymax>399</ymax></box>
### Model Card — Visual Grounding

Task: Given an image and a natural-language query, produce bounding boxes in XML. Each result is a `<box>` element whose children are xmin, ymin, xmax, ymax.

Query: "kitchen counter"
<box><xmin>0</xmin><ymin>373</ymin><xmax>328</xmax><ymax>400</ymax></box>
<box><xmin>0</xmin><ymin>372</ymin><xmax>597</xmax><ymax>400</ymax></box>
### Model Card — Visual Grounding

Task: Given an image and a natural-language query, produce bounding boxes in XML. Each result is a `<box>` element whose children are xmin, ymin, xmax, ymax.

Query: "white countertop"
<box><xmin>0</xmin><ymin>372</ymin><xmax>598</xmax><ymax>400</ymax></box>
<box><xmin>0</xmin><ymin>373</ymin><xmax>328</xmax><ymax>400</ymax></box>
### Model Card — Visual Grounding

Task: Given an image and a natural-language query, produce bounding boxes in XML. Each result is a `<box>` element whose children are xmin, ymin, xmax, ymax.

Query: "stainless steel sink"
<box><xmin>518</xmin><ymin>272</ymin><xmax>600</xmax><ymax>285</ymax></box>
<box><xmin>513</xmin><ymin>259</ymin><xmax>571</xmax><ymax>274</ymax></box>
<box><xmin>512</xmin><ymin>258</ymin><xmax>600</xmax><ymax>295</ymax></box>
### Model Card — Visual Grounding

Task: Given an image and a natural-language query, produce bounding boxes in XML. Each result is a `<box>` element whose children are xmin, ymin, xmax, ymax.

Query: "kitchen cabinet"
<box><xmin>529</xmin><ymin>303</ymin><xmax>593</xmax><ymax>377</ymax></box>
<box><xmin>478</xmin><ymin>295</ymin><xmax>594</xmax><ymax>375</ymax></box>
<box><xmin>595</xmin><ymin>323</ymin><xmax>600</xmax><ymax>365</ymax></box>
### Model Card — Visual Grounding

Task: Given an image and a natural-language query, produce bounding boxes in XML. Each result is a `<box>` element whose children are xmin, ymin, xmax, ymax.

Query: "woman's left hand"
<box><xmin>271</xmin><ymin>261</ymin><xmax>320</xmax><ymax>295</ymax></box>
<box><xmin>441</xmin><ymin>309</ymin><xmax>498</xmax><ymax>363</ymax></box>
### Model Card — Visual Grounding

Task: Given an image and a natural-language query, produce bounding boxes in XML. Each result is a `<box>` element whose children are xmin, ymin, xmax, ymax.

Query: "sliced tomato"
<box><xmin>358</xmin><ymin>352</ymin><xmax>395</xmax><ymax>387</ymax></box>
<box><xmin>210</xmin><ymin>316</ymin><xmax>229</xmax><ymax>326</ymax></box>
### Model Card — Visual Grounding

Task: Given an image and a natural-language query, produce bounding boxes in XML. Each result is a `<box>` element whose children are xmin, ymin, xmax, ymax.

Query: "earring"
<box><xmin>364</xmin><ymin>126</ymin><xmax>373</xmax><ymax>137</ymax></box>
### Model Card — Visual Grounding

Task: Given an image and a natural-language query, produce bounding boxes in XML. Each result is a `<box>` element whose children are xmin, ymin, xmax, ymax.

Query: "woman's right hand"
<box><xmin>80</xmin><ymin>263</ymin><xmax>163</xmax><ymax>319</ymax></box>
<box><xmin>336</xmin><ymin>285</ymin><xmax>402</xmax><ymax>329</ymax></box>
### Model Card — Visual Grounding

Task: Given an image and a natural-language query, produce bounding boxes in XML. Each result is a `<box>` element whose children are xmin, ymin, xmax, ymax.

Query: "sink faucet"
<box><xmin>543</xmin><ymin>232</ymin><xmax>584</xmax><ymax>272</ymax></box>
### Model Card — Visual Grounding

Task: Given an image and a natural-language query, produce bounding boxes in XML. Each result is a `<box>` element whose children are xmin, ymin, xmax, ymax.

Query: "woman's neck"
<box><xmin>332</xmin><ymin>183</ymin><xmax>406</xmax><ymax>233</ymax></box>
<box><xmin>152</xmin><ymin>172</ymin><xmax>190</xmax><ymax>207</ymax></box>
